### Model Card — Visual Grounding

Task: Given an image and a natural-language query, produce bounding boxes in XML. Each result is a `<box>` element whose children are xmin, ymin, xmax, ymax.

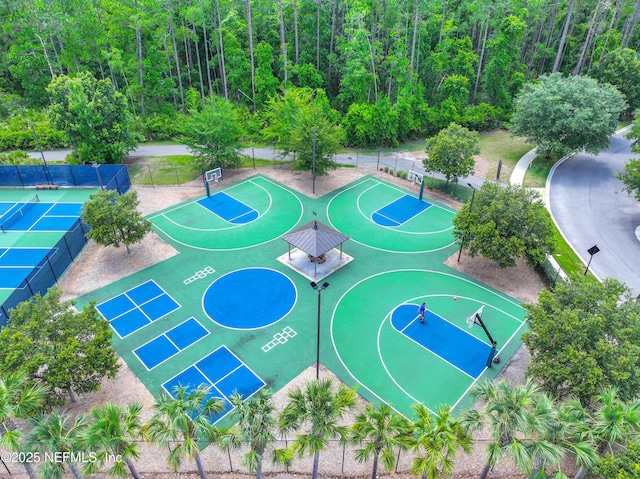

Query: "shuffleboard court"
<box><xmin>134</xmin><ymin>318</ymin><xmax>209</xmax><ymax>370</ymax></box>
<box><xmin>327</xmin><ymin>177</ymin><xmax>455</xmax><ymax>252</ymax></box>
<box><xmin>149</xmin><ymin>176</ymin><xmax>303</xmax><ymax>250</ymax></box>
<box><xmin>163</xmin><ymin>345</ymin><xmax>265</xmax><ymax>423</ymax></box>
<box><xmin>197</xmin><ymin>191</ymin><xmax>259</xmax><ymax>224</ymax></box>
<box><xmin>372</xmin><ymin>195</ymin><xmax>432</xmax><ymax>227</ymax></box>
<box><xmin>390</xmin><ymin>304</ymin><xmax>493</xmax><ymax>378</ymax></box>
<box><xmin>96</xmin><ymin>280</ymin><xmax>180</xmax><ymax>338</ymax></box>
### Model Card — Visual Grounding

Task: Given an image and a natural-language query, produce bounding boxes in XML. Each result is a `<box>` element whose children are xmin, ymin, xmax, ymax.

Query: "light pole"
<box><xmin>584</xmin><ymin>245</ymin><xmax>600</xmax><ymax>275</ymax></box>
<box><xmin>457</xmin><ymin>183</ymin><xmax>476</xmax><ymax>262</ymax></box>
<box><xmin>29</xmin><ymin>121</ymin><xmax>51</xmax><ymax>184</ymax></box>
<box><xmin>310</xmin><ymin>281</ymin><xmax>329</xmax><ymax>379</ymax></box>
<box><xmin>311</xmin><ymin>129</ymin><xmax>318</xmax><ymax>194</ymax></box>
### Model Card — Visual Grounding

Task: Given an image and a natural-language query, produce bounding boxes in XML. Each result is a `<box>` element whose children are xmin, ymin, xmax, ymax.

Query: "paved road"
<box><xmin>548</xmin><ymin>131</ymin><xmax>640</xmax><ymax>295</ymax></box>
<box><xmin>29</xmin><ymin>144</ymin><xmax>485</xmax><ymax>186</ymax></box>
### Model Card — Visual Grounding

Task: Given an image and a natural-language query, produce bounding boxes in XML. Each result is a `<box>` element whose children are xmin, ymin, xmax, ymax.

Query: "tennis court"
<box><xmin>0</xmin><ymin>188</ymin><xmax>98</xmax><ymax>326</ymax></box>
<box><xmin>77</xmin><ymin>174</ymin><xmax>527</xmax><ymax>420</ymax></box>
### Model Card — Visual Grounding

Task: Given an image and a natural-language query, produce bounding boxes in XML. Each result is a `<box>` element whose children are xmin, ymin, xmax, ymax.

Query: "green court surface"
<box><xmin>77</xmin><ymin>174</ymin><xmax>528</xmax><ymax>419</ymax></box>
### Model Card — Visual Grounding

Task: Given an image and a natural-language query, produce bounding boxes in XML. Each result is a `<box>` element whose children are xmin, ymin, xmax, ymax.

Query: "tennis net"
<box><xmin>0</xmin><ymin>194</ymin><xmax>40</xmax><ymax>233</ymax></box>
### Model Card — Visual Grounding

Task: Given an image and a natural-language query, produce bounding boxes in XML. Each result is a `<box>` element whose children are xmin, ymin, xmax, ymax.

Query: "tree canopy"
<box><xmin>423</xmin><ymin>122</ymin><xmax>479</xmax><ymax>184</ymax></box>
<box><xmin>261</xmin><ymin>87</ymin><xmax>342</xmax><ymax>176</ymax></box>
<box><xmin>46</xmin><ymin>72</ymin><xmax>137</xmax><ymax>164</ymax></box>
<box><xmin>590</xmin><ymin>48</ymin><xmax>640</xmax><ymax>116</ymax></box>
<box><xmin>509</xmin><ymin>73</ymin><xmax>626</xmax><ymax>159</ymax></box>
<box><xmin>522</xmin><ymin>277</ymin><xmax>640</xmax><ymax>405</ymax></box>
<box><xmin>0</xmin><ymin>287</ymin><xmax>119</xmax><ymax>407</ymax></box>
<box><xmin>182</xmin><ymin>96</ymin><xmax>245</xmax><ymax>172</ymax></box>
<box><xmin>453</xmin><ymin>182</ymin><xmax>555</xmax><ymax>268</ymax></box>
<box><xmin>81</xmin><ymin>190</ymin><xmax>152</xmax><ymax>254</ymax></box>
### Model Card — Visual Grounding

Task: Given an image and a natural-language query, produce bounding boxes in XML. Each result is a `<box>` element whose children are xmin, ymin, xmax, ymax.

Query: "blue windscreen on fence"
<box><xmin>0</xmin><ymin>165</ymin><xmax>130</xmax><ymax>194</ymax></box>
<box><xmin>0</xmin><ymin>219</ymin><xmax>90</xmax><ymax>327</ymax></box>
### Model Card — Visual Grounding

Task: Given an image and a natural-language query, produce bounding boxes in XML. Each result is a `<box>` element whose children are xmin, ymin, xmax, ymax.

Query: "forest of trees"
<box><xmin>2</xmin><ymin>0</ymin><xmax>640</xmax><ymax>151</ymax></box>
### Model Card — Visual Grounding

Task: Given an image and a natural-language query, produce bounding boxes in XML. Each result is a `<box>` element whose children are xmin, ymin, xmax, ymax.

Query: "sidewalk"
<box><xmin>509</xmin><ymin>148</ymin><xmax>537</xmax><ymax>186</ymax></box>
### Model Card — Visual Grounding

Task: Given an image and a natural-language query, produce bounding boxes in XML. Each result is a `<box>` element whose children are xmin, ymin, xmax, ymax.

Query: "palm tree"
<box><xmin>460</xmin><ymin>379</ymin><xmax>564</xmax><ymax>478</ymax></box>
<box><xmin>408</xmin><ymin>403</ymin><xmax>472</xmax><ymax>479</ymax></box>
<box><xmin>350</xmin><ymin>402</ymin><xmax>412</xmax><ymax>479</ymax></box>
<box><xmin>144</xmin><ymin>384</ymin><xmax>226</xmax><ymax>479</ymax></box>
<box><xmin>25</xmin><ymin>412</ymin><xmax>87</xmax><ymax>479</ymax></box>
<box><xmin>0</xmin><ymin>372</ymin><xmax>47</xmax><ymax>479</ymax></box>
<box><xmin>566</xmin><ymin>387</ymin><xmax>640</xmax><ymax>479</ymax></box>
<box><xmin>279</xmin><ymin>378</ymin><xmax>356</xmax><ymax>479</ymax></box>
<box><xmin>546</xmin><ymin>398</ymin><xmax>599</xmax><ymax>479</ymax></box>
<box><xmin>221</xmin><ymin>389</ymin><xmax>290</xmax><ymax>479</ymax></box>
<box><xmin>81</xmin><ymin>403</ymin><xmax>144</xmax><ymax>479</ymax></box>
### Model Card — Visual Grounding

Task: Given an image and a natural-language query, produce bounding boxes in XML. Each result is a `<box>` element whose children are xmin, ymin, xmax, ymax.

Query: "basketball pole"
<box><xmin>205</xmin><ymin>179</ymin><xmax>211</xmax><ymax>197</ymax></box>
<box><xmin>419</xmin><ymin>181</ymin><xmax>425</xmax><ymax>201</ymax></box>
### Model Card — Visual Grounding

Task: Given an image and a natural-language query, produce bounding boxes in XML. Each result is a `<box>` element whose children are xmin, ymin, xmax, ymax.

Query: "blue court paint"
<box><xmin>391</xmin><ymin>304</ymin><xmax>493</xmax><ymax>378</ymax></box>
<box><xmin>166</xmin><ymin>318</ymin><xmax>208</xmax><ymax>350</ymax></box>
<box><xmin>32</xmin><ymin>217</ymin><xmax>79</xmax><ymax>231</ymax></box>
<box><xmin>164</xmin><ymin>366</ymin><xmax>211</xmax><ymax>394</ymax></box>
<box><xmin>48</xmin><ymin>203</ymin><xmax>82</xmax><ymax>216</ymax></box>
<box><xmin>217</xmin><ymin>365</ymin><xmax>266</xmax><ymax>398</ymax></box>
<box><xmin>96</xmin><ymin>295</ymin><xmax>136</xmax><ymax>321</ymax></box>
<box><xmin>135</xmin><ymin>336</ymin><xmax>179</xmax><ymax>369</ymax></box>
<box><xmin>196</xmin><ymin>346</ymin><xmax>242</xmax><ymax>379</ymax></box>
<box><xmin>0</xmin><ymin>248</ymin><xmax>50</xmax><ymax>267</ymax></box>
<box><xmin>163</xmin><ymin>346</ymin><xmax>264</xmax><ymax>421</ymax></box>
<box><xmin>203</xmin><ymin>268</ymin><xmax>296</xmax><ymax>329</ymax></box>
<box><xmin>372</xmin><ymin>195</ymin><xmax>432</xmax><ymax>227</ymax></box>
<box><xmin>0</xmin><ymin>267</ymin><xmax>36</xmax><ymax>288</ymax></box>
<box><xmin>0</xmin><ymin>203</ymin><xmax>14</xmax><ymax>216</ymax></box>
<box><xmin>0</xmin><ymin>203</ymin><xmax>52</xmax><ymax>231</ymax></box>
<box><xmin>97</xmin><ymin>280</ymin><xmax>181</xmax><ymax>337</ymax></box>
<box><xmin>127</xmin><ymin>280</ymin><xmax>164</xmax><ymax>304</ymax></box>
<box><xmin>197</xmin><ymin>191</ymin><xmax>259</xmax><ymax>224</ymax></box>
<box><xmin>110</xmin><ymin>309</ymin><xmax>151</xmax><ymax>337</ymax></box>
<box><xmin>134</xmin><ymin>318</ymin><xmax>209</xmax><ymax>369</ymax></box>
<box><xmin>139</xmin><ymin>294</ymin><xmax>180</xmax><ymax>321</ymax></box>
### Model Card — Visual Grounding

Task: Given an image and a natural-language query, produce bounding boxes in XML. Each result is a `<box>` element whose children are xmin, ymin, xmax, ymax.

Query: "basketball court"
<box><xmin>77</xmin><ymin>174</ymin><xmax>527</xmax><ymax>420</ymax></box>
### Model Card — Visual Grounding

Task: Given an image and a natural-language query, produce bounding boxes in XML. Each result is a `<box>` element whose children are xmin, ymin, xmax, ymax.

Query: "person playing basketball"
<box><xmin>419</xmin><ymin>302</ymin><xmax>426</xmax><ymax>323</ymax></box>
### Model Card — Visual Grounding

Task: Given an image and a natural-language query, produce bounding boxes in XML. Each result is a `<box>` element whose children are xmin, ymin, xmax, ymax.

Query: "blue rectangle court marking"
<box><xmin>372</xmin><ymin>195</ymin><xmax>432</xmax><ymax>227</ymax></box>
<box><xmin>390</xmin><ymin>304</ymin><xmax>493</xmax><ymax>378</ymax></box>
<box><xmin>215</xmin><ymin>365</ymin><xmax>265</xmax><ymax>399</ymax></box>
<box><xmin>47</xmin><ymin>203</ymin><xmax>82</xmax><ymax>216</ymax></box>
<box><xmin>163</xmin><ymin>366</ymin><xmax>212</xmax><ymax>395</ymax></box>
<box><xmin>134</xmin><ymin>336</ymin><xmax>180</xmax><ymax>370</ymax></box>
<box><xmin>138</xmin><ymin>293</ymin><xmax>180</xmax><ymax>321</ymax></box>
<box><xmin>0</xmin><ymin>267</ymin><xmax>37</xmax><ymax>289</ymax></box>
<box><xmin>196</xmin><ymin>346</ymin><xmax>242</xmax><ymax>383</ymax></box>
<box><xmin>109</xmin><ymin>309</ymin><xmax>151</xmax><ymax>338</ymax></box>
<box><xmin>0</xmin><ymin>248</ymin><xmax>51</xmax><ymax>267</ymax></box>
<box><xmin>0</xmin><ymin>203</ymin><xmax>15</xmax><ymax>216</ymax></box>
<box><xmin>197</xmin><ymin>192</ymin><xmax>258</xmax><ymax>225</ymax></box>
<box><xmin>96</xmin><ymin>294</ymin><xmax>136</xmax><ymax>321</ymax></box>
<box><xmin>1</xmin><ymin>203</ymin><xmax>53</xmax><ymax>232</ymax></box>
<box><xmin>31</xmin><ymin>217</ymin><xmax>79</xmax><ymax>231</ymax></box>
<box><xmin>166</xmin><ymin>318</ymin><xmax>209</xmax><ymax>350</ymax></box>
<box><xmin>127</xmin><ymin>280</ymin><xmax>165</xmax><ymax>304</ymax></box>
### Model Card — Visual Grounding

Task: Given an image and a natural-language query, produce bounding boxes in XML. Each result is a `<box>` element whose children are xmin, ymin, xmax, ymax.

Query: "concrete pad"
<box><xmin>277</xmin><ymin>247</ymin><xmax>354</xmax><ymax>282</ymax></box>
